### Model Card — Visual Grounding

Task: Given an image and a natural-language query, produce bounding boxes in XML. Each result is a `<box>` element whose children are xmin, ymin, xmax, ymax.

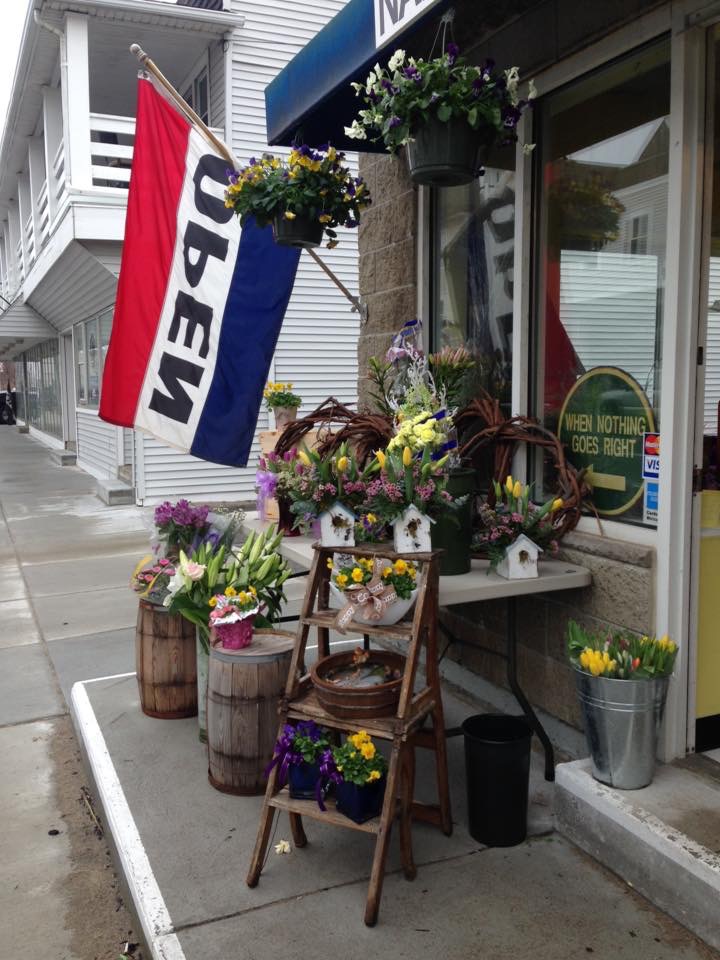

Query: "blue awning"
<box><xmin>265</xmin><ymin>0</ymin><xmax>451</xmax><ymax>152</ymax></box>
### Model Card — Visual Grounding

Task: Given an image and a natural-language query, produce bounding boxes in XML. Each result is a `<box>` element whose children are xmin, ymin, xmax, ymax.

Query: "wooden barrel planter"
<box><xmin>207</xmin><ymin>630</ymin><xmax>294</xmax><ymax>795</ymax></box>
<box><xmin>310</xmin><ymin>650</ymin><xmax>407</xmax><ymax>719</ymax></box>
<box><xmin>135</xmin><ymin>599</ymin><xmax>198</xmax><ymax>719</ymax></box>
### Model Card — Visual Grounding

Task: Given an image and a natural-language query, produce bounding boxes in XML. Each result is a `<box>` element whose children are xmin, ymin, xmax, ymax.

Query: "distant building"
<box><xmin>0</xmin><ymin>0</ymin><xmax>359</xmax><ymax>503</ymax></box>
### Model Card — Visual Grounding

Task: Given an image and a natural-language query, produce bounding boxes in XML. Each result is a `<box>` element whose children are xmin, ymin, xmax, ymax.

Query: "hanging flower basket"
<box><xmin>272</xmin><ymin>213</ymin><xmax>324</xmax><ymax>249</ymax></box>
<box><xmin>405</xmin><ymin>114</ymin><xmax>487</xmax><ymax>187</ymax></box>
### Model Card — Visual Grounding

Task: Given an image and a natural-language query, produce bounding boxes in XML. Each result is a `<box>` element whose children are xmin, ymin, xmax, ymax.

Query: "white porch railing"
<box><xmin>89</xmin><ymin>113</ymin><xmax>135</xmax><ymax>190</ymax></box>
<box><xmin>37</xmin><ymin>179</ymin><xmax>50</xmax><ymax>247</ymax></box>
<box><xmin>24</xmin><ymin>211</ymin><xmax>35</xmax><ymax>269</ymax></box>
<box><xmin>52</xmin><ymin>140</ymin><xmax>67</xmax><ymax>208</ymax></box>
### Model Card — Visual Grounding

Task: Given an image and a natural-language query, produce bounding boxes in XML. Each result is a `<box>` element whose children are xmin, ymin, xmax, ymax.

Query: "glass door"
<box><xmin>693</xmin><ymin>25</ymin><xmax>720</xmax><ymax>755</ymax></box>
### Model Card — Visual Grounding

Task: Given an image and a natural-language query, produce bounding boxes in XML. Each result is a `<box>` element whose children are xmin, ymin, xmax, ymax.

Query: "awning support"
<box><xmin>130</xmin><ymin>44</ymin><xmax>366</xmax><ymax>322</ymax></box>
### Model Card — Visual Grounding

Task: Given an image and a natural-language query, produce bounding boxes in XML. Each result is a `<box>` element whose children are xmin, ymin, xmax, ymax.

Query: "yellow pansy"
<box><xmin>366</xmin><ymin>513</ymin><xmax>377</xmax><ymax>524</ymax></box>
<box><xmin>351</xmin><ymin>567</ymin><xmax>364</xmax><ymax>583</ymax></box>
<box><xmin>394</xmin><ymin>558</ymin><xmax>408</xmax><ymax>575</ymax></box>
<box><xmin>319</xmin><ymin>214</ymin><xmax>332</xmax><ymax>224</ymax></box>
<box><xmin>366</xmin><ymin>769</ymin><xmax>381</xmax><ymax>782</ymax></box>
<box><xmin>208</xmin><ymin>596</ymin><xmax>217</xmax><ymax>608</ymax></box>
<box><xmin>382</xmin><ymin>566</ymin><xmax>393</xmax><ymax>578</ymax></box>
<box><xmin>336</xmin><ymin>573</ymin><xmax>348</xmax><ymax>587</ymax></box>
<box><xmin>360</xmin><ymin>741</ymin><xmax>376</xmax><ymax>760</ymax></box>
<box><xmin>225</xmin><ymin>585</ymin><xmax>237</xmax><ymax>597</ymax></box>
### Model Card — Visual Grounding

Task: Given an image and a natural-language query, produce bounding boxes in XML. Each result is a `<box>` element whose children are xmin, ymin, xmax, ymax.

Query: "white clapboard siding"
<box><xmin>137</xmin><ymin>0</ymin><xmax>359</xmax><ymax>504</ymax></box>
<box><xmin>704</xmin><ymin>257</ymin><xmax>720</xmax><ymax>434</ymax></box>
<box><xmin>76</xmin><ymin>409</ymin><xmax>119</xmax><ymax>480</ymax></box>
<box><xmin>122</xmin><ymin>428</ymin><xmax>133</xmax><ymax>467</ymax></box>
<box><xmin>559</xmin><ymin>251</ymin><xmax>660</xmax><ymax>396</ymax></box>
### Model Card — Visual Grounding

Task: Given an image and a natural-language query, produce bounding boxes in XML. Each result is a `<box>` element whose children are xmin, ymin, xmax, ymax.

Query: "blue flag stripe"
<box><xmin>189</xmin><ymin>218</ymin><xmax>301</xmax><ymax>467</ymax></box>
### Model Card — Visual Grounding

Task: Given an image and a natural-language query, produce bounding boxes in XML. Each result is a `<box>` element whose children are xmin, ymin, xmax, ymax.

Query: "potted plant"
<box><xmin>345</xmin><ymin>45</ymin><xmax>534</xmax><ymax>186</ymax></box>
<box><xmin>316</xmin><ymin>731</ymin><xmax>388</xmax><ymax>823</ymax></box>
<box><xmin>568</xmin><ymin>621</ymin><xmax>678</xmax><ymax>789</ymax></box>
<box><xmin>256</xmin><ymin>448</ymin><xmax>302</xmax><ymax>537</ymax></box>
<box><xmin>328</xmin><ymin>555</ymin><xmax>418</xmax><ymax>627</ymax></box>
<box><xmin>263</xmin><ymin>380</ymin><xmax>302</xmax><ymax>431</ymax></box>
<box><xmin>364</xmin><ymin>444</ymin><xmax>454</xmax><ymax>554</ymax></box>
<box><xmin>266</xmin><ymin>721</ymin><xmax>332</xmax><ymax>799</ymax></box>
<box><xmin>287</xmin><ymin>444</ymin><xmax>376</xmax><ymax>545</ymax></box>
<box><xmin>475</xmin><ymin>476</ymin><xmax>566</xmax><ymax>578</ymax></box>
<box><xmin>150</xmin><ymin>498</ymin><xmax>211</xmax><ymax>560</ymax></box>
<box><xmin>165</xmin><ymin>527</ymin><xmax>291</xmax><ymax>741</ymax></box>
<box><xmin>225</xmin><ymin>146</ymin><xmax>371</xmax><ymax>248</ymax></box>
<box><xmin>209</xmin><ymin>585</ymin><xmax>260</xmax><ymax>650</ymax></box>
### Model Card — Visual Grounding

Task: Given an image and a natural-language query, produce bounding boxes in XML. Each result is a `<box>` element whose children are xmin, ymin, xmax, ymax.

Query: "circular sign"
<box><xmin>558</xmin><ymin>366</ymin><xmax>656</xmax><ymax>516</ymax></box>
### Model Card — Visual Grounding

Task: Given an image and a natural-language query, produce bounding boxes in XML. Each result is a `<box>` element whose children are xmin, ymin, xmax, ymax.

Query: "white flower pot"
<box><xmin>329</xmin><ymin>582</ymin><xmax>417</xmax><ymax>626</ymax></box>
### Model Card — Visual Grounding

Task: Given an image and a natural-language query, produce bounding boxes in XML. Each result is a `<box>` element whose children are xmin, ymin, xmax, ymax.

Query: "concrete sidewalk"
<box><xmin>2</xmin><ymin>428</ymin><xmax>718</xmax><ymax>960</ymax></box>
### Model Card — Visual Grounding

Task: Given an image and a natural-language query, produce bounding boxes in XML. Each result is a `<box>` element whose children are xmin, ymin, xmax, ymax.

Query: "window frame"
<box><xmin>180</xmin><ymin>51</ymin><xmax>211</xmax><ymax>126</ymax></box>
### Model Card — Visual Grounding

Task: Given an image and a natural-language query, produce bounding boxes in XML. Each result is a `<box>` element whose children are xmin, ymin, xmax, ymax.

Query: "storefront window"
<box><xmin>74</xmin><ymin>309</ymin><xmax>113</xmax><ymax>409</ymax></box>
<box><xmin>533</xmin><ymin>40</ymin><xmax>670</xmax><ymax>524</ymax></box>
<box><xmin>21</xmin><ymin>339</ymin><xmax>62</xmax><ymax>438</ymax></box>
<box><xmin>432</xmin><ymin>163</ymin><xmax>515</xmax><ymax>411</ymax></box>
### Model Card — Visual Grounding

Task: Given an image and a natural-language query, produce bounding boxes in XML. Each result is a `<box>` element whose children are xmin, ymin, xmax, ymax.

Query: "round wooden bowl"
<box><xmin>310</xmin><ymin>650</ymin><xmax>406</xmax><ymax>719</ymax></box>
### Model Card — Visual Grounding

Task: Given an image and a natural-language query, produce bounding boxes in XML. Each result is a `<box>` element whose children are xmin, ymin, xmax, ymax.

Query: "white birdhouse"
<box><xmin>496</xmin><ymin>534</ymin><xmax>542</xmax><ymax>580</ymax></box>
<box><xmin>392</xmin><ymin>505</ymin><xmax>434</xmax><ymax>553</ymax></box>
<box><xmin>319</xmin><ymin>502</ymin><xmax>356</xmax><ymax>547</ymax></box>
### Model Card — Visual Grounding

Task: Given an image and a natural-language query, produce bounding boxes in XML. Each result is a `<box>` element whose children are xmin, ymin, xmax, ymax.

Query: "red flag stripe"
<box><xmin>99</xmin><ymin>80</ymin><xmax>191</xmax><ymax>427</ymax></box>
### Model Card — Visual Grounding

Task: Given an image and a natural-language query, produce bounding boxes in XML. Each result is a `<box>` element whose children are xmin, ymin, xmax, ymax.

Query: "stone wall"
<box><xmin>356</xmin><ymin>153</ymin><xmax>417</xmax><ymax>409</ymax></box>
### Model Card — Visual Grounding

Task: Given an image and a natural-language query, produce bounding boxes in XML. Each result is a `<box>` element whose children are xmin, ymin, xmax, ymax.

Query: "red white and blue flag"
<box><xmin>99</xmin><ymin>78</ymin><xmax>300</xmax><ymax>467</ymax></box>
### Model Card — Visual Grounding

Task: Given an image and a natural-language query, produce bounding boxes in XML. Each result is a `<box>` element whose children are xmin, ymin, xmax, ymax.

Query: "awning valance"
<box><xmin>265</xmin><ymin>0</ymin><xmax>451</xmax><ymax>152</ymax></box>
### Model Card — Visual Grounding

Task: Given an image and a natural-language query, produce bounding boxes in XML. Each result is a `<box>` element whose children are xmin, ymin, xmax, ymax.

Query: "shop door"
<box><xmin>693</xmin><ymin>25</ymin><xmax>720</xmax><ymax>755</ymax></box>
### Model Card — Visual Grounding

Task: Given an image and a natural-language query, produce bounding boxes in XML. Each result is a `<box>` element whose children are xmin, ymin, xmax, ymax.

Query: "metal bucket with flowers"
<box><xmin>328</xmin><ymin>555</ymin><xmax>418</xmax><ymax>627</ymax></box>
<box><xmin>568</xmin><ymin>621</ymin><xmax>678</xmax><ymax>789</ymax></box>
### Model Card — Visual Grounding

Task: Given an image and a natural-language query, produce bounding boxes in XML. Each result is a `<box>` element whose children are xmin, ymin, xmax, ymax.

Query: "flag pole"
<box><xmin>129</xmin><ymin>44</ymin><xmax>366</xmax><ymax>320</ymax></box>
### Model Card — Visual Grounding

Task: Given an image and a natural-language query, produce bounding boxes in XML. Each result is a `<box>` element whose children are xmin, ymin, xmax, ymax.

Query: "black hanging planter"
<box><xmin>272</xmin><ymin>213</ymin><xmax>324</xmax><ymax>249</ymax></box>
<box><xmin>406</xmin><ymin>114</ymin><xmax>487</xmax><ymax>187</ymax></box>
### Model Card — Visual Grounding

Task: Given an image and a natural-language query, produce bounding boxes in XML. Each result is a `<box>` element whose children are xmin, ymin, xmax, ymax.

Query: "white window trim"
<box><xmin>179</xmin><ymin>50</ymin><xmax>211</xmax><ymax>124</ymax></box>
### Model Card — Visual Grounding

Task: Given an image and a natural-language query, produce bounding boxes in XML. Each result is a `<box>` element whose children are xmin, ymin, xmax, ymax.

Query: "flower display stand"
<box><xmin>247</xmin><ymin>543</ymin><xmax>451</xmax><ymax>926</ymax></box>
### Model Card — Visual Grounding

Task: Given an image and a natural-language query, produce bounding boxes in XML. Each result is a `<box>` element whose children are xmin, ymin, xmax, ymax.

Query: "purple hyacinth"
<box><xmin>154</xmin><ymin>501</ymin><xmax>173</xmax><ymax>526</ymax></box>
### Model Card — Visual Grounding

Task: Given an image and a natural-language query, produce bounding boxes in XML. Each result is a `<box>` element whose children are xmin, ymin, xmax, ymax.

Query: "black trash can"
<box><xmin>462</xmin><ymin>714</ymin><xmax>533</xmax><ymax>847</ymax></box>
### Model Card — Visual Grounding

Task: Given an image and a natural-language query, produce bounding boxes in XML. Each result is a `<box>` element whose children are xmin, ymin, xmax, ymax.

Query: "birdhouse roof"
<box><xmin>319</xmin><ymin>501</ymin><xmax>357</xmax><ymax>520</ymax></box>
<box><xmin>508</xmin><ymin>534</ymin><xmax>542</xmax><ymax>555</ymax></box>
<box><xmin>399</xmin><ymin>505</ymin><xmax>435</xmax><ymax>524</ymax></box>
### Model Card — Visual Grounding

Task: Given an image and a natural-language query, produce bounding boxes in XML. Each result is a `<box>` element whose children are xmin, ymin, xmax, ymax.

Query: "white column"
<box><xmin>7</xmin><ymin>199</ymin><xmax>22</xmax><ymax>291</ymax></box>
<box><xmin>43</xmin><ymin>86</ymin><xmax>63</xmax><ymax>222</ymax></box>
<box><xmin>62</xmin><ymin>13</ymin><xmax>92</xmax><ymax>190</ymax></box>
<box><xmin>28</xmin><ymin>137</ymin><xmax>46</xmax><ymax>251</ymax></box>
<box><xmin>17</xmin><ymin>174</ymin><xmax>33</xmax><ymax>270</ymax></box>
<box><xmin>0</xmin><ymin>227</ymin><xmax>7</xmax><ymax>301</ymax></box>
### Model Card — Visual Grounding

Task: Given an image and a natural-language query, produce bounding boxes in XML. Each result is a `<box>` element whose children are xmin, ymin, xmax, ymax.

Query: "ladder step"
<box><xmin>269</xmin><ymin>788</ymin><xmax>385</xmax><ymax>834</ymax></box>
<box><xmin>302</xmin><ymin>610</ymin><xmax>413</xmax><ymax>640</ymax></box>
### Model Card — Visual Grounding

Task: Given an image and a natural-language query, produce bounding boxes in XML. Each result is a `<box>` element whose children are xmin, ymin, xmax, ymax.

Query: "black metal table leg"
<box><xmin>506</xmin><ymin>597</ymin><xmax>555</xmax><ymax>782</ymax></box>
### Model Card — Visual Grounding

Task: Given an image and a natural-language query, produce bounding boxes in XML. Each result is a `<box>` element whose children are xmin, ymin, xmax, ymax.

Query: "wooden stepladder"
<box><xmin>247</xmin><ymin>542</ymin><xmax>452</xmax><ymax>926</ymax></box>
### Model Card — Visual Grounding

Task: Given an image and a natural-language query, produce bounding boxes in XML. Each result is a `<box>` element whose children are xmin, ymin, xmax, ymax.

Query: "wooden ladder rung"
<box><xmin>269</xmin><ymin>788</ymin><xmax>387</xmax><ymax>835</ymax></box>
<box><xmin>302</xmin><ymin>610</ymin><xmax>414</xmax><ymax>640</ymax></box>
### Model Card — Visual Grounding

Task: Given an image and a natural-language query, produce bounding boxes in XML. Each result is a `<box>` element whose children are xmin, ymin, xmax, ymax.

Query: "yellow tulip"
<box><xmin>552</xmin><ymin>498</ymin><xmax>564</xmax><ymax>512</ymax></box>
<box><xmin>298</xmin><ymin>450</ymin><xmax>311</xmax><ymax>467</ymax></box>
<box><xmin>513</xmin><ymin>481</ymin><xmax>522</xmax><ymax>499</ymax></box>
<box><xmin>505</xmin><ymin>475</ymin><xmax>514</xmax><ymax>494</ymax></box>
<box><xmin>336</xmin><ymin>455</ymin><xmax>349</xmax><ymax>472</ymax></box>
<box><xmin>403</xmin><ymin>446</ymin><xmax>412</xmax><ymax>467</ymax></box>
<box><xmin>375</xmin><ymin>449</ymin><xmax>386</xmax><ymax>469</ymax></box>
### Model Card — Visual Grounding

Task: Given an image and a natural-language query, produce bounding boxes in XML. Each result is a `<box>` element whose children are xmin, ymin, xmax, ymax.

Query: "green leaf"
<box><xmin>437</xmin><ymin>103</ymin><xmax>452</xmax><ymax>122</ymax></box>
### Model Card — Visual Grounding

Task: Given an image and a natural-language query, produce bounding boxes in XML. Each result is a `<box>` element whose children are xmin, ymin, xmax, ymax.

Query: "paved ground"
<box><xmin>0</xmin><ymin>427</ymin><xmax>146</xmax><ymax>960</ymax></box>
<box><xmin>1</xmin><ymin>426</ymin><xmax>718</xmax><ymax>960</ymax></box>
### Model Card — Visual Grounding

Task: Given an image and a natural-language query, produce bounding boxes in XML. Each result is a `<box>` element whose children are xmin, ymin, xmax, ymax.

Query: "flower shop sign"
<box><xmin>558</xmin><ymin>366</ymin><xmax>656</xmax><ymax>516</ymax></box>
<box><xmin>374</xmin><ymin>0</ymin><xmax>443</xmax><ymax>47</ymax></box>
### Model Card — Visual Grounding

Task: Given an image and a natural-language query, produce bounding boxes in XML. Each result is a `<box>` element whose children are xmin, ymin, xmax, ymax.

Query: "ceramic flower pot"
<box><xmin>288</xmin><ymin>761</ymin><xmax>321</xmax><ymax>800</ymax></box>
<box><xmin>328</xmin><ymin>582</ymin><xmax>417</xmax><ymax>626</ymax></box>
<box><xmin>405</xmin><ymin>115</ymin><xmax>488</xmax><ymax>187</ymax></box>
<box><xmin>274</xmin><ymin>406</ymin><xmax>298</xmax><ymax>432</ymax></box>
<box><xmin>431</xmin><ymin>467</ymin><xmax>476</xmax><ymax>575</ymax></box>
<box><xmin>272</xmin><ymin>213</ymin><xmax>323</xmax><ymax>248</ymax></box>
<box><xmin>335</xmin><ymin>777</ymin><xmax>386</xmax><ymax>824</ymax></box>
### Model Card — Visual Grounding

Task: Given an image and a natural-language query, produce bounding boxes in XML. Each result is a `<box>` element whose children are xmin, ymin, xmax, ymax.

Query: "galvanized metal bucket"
<box><xmin>574</xmin><ymin>670</ymin><xmax>669</xmax><ymax>789</ymax></box>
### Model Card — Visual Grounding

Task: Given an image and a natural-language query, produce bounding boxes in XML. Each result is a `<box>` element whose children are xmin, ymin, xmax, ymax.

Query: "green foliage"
<box><xmin>567</xmin><ymin>619</ymin><xmax>678</xmax><ymax>679</ymax></box>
